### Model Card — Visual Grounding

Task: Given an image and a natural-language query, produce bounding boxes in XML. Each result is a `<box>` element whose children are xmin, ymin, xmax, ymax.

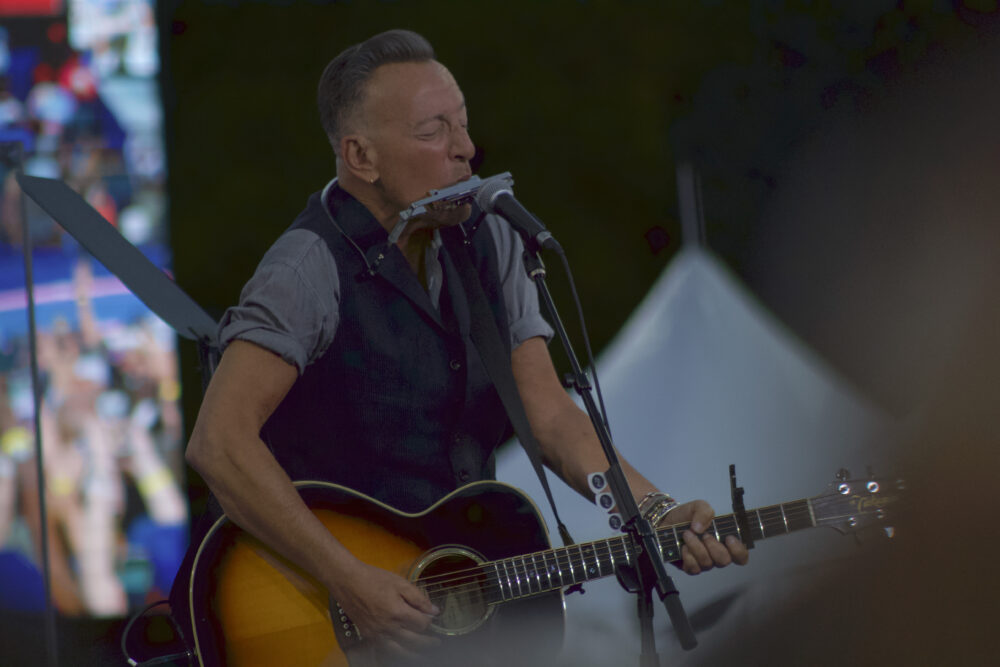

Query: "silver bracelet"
<box><xmin>638</xmin><ymin>492</ymin><xmax>673</xmax><ymax>515</ymax></box>
<box><xmin>644</xmin><ymin>497</ymin><xmax>680</xmax><ymax>527</ymax></box>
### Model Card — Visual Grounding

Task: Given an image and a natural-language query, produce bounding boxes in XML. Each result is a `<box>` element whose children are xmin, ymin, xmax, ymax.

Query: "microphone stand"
<box><xmin>519</xmin><ymin>237</ymin><xmax>697</xmax><ymax>665</ymax></box>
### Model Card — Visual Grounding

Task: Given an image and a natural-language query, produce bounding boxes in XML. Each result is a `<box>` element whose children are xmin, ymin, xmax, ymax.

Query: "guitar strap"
<box><xmin>441</xmin><ymin>224</ymin><xmax>577</xmax><ymax>548</ymax></box>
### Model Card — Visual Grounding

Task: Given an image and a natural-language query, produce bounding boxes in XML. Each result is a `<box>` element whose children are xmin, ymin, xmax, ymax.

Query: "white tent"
<box><xmin>497</xmin><ymin>247</ymin><xmax>889</xmax><ymax>666</ymax></box>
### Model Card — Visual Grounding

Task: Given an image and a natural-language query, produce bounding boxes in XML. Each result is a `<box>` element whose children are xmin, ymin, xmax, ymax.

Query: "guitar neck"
<box><xmin>477</xmin><ymin>498</ymin><xmax>815</xmax><ymax>604</ymax></box>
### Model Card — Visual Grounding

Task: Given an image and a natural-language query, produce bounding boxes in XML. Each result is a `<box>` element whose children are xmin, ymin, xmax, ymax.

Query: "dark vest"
<box><xmin>261</xmin><ymin>185</ymin><xmax>512</xmax><ymax>512</ymax></box>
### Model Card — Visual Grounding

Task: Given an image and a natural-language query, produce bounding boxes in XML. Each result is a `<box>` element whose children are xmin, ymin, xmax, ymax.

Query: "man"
<box><xmin>185</xmin><ymin>29</ymin><xmax>747</xmax><ymax>662</ymax></box>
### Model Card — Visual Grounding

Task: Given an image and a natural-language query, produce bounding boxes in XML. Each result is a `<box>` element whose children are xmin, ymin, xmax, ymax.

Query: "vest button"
<box><xmin>458</xmin><ymin>469</ymin><xmax>471</xmax><ymax>482</ymax></box>
<box><xmin>449</xmin><ymin>359</ymin><xmax>462</xmax><ymax>371</ymax></box>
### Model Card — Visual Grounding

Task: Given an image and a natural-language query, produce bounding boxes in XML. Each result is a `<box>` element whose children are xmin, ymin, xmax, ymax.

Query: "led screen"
<box><xmin>0</xmin><ymin>1</ymin><xmax>186</xmax><ymax>618</ymax></box>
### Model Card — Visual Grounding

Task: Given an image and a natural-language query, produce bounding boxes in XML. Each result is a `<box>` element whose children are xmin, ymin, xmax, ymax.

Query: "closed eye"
<box><xmin>416</xmin><ymin>122</ymin><xmax>446</xmax><ymax>140</ymax></box>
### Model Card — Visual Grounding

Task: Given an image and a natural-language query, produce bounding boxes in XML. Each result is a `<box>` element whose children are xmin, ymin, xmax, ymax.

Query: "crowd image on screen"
<box><xmin>0</xmin><ymin>1</ymin><xmax>188</xmax><ymax>618</ymax></box>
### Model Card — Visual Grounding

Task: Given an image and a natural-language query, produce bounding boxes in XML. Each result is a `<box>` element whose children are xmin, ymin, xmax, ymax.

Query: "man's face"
<box><xmin>360</xmin><ymin>60</ymin><xmax>475</xmax><ymax>225</ymax></box>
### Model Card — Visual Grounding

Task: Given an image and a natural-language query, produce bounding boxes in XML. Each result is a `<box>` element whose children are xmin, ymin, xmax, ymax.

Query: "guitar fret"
<box><xmin>713</xmin><ymin>517</ymin><xmax>729</xmax><ymax>543</ymax></box>
<box><xmin>503</xmin><ymin>558</ymin><xmax>517</xmax><ymax>600</ymax></box>
<box><xmin>807</xmin><ymin>498</ymin><xmax>817</xmax><ymax>527</ymax></box>
<box><xmin>530</xmin><ymin>554</ymin><xmax>543</xmax><ymax>592</ymax></box>
<box><xmin>720</xmin><ymin>516</ymin><xmax>736</xmax><ymax>539</ymax></box>
<box><xmin>761</xmin><ymin>507</ymin><xmax>781</xmax><ymax>536</ymax></box>
<box><xmin>756</xmin><ymin>509</ymin><xmax>765</xmax><ymax>538</ymax></box>
<box><xmin>785</xmin><ymin>500</ymin><xmax>814</xmax><ymax>532</ymax></box>
<box><xmin>541</xmin><ymin>552</ymin><xmax>554</xmax><ymax>590</ymax></box>
<box><xmin>515</xmin><ymin>557</ymin><xmax>527</xmax><ymax>596</ymax></box>
<box><xmin>780</xmin><ymin>504</ymin><xmax>789</xmax><ymax>533</ymax></box>
<box><xmin>500</xmin><ymin>560</ymin><xmax>512</xmax><ymax>600</ymax></box>
<box><xmin>493</xmin><ymin>561</ymin><xmax>506</xmax><ymax>601</ymax></box>
<box><xmin>601</xmin><ymin>539</ymin><xmax>614</xmax><ymax>575</ymax></box>
<box><xmin>669</xmin><ymin>525</ymin><xmax>681</xmax><ymax>560</ymax></box>
<box><xmin>583</xmin><ymin>544</ymin><xmax>598</xmax><ymax>580</ymax></box>
<box><xmin>711</xmin><ymin>519</ymin><xmax>720</xmax><ymax>541</ymax></box>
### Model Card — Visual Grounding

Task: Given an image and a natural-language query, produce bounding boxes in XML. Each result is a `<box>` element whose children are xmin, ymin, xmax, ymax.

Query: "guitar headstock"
<box><xmin>810</xmin><ymin>468</ymin><xmax>905</xmax><ymax>536</ymax></box>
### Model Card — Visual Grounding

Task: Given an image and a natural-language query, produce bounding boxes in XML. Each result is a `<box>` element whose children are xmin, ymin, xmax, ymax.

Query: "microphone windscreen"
<box><xmin>475</xmin><ymin>175</ymin><xmax>513</xmax><ymax>213</ymax></box>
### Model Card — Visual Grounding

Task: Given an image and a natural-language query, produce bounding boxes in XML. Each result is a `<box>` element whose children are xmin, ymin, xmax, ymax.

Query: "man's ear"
<box><xmin>340</xmin><ymin>134</ymin><xmax>379</xmax><ymax>184</ymax></box>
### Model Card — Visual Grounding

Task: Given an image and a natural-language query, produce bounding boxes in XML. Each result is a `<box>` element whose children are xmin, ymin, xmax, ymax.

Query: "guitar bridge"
<box><xmin>329</xmin><ymin>597</ymin><xmax>363</xmax><ymax>647</ymax></box>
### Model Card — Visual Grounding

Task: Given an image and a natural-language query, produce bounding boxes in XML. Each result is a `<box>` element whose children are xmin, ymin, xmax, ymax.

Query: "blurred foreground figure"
<box><xmin>698</xmin><ymin>26</ymin><xmax>1000</xmax><ymax>667</ymax></box>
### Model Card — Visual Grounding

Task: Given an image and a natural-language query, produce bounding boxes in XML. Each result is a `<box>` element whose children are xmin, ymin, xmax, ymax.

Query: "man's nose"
<box><xmin>452</xmin><ymin>125</ymin><xmax>475</xmax><ymax>161</ymax></box>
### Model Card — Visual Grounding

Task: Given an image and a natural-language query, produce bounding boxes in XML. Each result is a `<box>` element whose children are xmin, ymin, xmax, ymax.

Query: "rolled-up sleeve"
<box><xmin>483</xmin><ymin>215</ymin><xmax>554</xmax><ymax>348</ymax></box>
<box><xmin>217</xmin><ymin>229</ymin><xmax>340</xmax><ymax>374</ymax></box>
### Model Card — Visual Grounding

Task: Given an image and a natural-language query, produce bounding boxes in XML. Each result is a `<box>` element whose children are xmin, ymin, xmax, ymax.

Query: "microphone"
<box><xmin>475</xmin><ymin>177</ymin><xmax>563</xmax><ymax>253</ymax></box>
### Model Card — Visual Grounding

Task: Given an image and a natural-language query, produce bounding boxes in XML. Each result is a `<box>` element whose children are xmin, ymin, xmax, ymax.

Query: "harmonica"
<box><xmin>398</xmin><ymin>172</ymin><xmax>514</xmax><ymax>222</ymax></box>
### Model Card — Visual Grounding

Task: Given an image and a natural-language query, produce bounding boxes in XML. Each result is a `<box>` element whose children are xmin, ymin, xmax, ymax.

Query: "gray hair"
<box><xmin>317</xmin><ymin>29</ymin><xmax>436</xmax><ymax>154</ymax></box>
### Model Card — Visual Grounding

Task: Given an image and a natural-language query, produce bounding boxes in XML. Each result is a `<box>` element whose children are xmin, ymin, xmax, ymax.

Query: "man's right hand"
<box><xmin>328</xmin><ymin>558</ymin><xmax>441</xmax><ymax>659</ymax></box>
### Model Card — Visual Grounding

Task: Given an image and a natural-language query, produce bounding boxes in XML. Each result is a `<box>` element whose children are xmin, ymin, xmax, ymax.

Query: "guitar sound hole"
<box><xmin>411</xmin><ymin>547</ymin><xmax>491</xmax><ymax>636</ymax></box>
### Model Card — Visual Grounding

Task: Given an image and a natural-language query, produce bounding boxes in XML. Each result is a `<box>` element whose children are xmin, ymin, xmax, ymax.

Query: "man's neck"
<box><xmin>339</xmin><ymin>175</ymin><xmax>432</xmax><ymax>277</ymax></box>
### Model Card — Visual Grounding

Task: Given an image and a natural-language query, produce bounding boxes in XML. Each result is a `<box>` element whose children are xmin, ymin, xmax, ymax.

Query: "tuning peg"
<box><xmin>884</xmin><ymin>526</ymin><xmax>896</xmax><ymax>539</ymax></box>
<box><xmin>836</xmin><ymin>468</ymin><xmax>850</xmax><ymax>481</ymax></box>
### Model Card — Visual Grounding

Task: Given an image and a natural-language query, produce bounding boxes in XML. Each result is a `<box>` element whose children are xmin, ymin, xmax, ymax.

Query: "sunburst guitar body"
<box><xmin>186</xmin><ymin>481</ymin><xmax>565</xmax><ymax>666</ymax></box>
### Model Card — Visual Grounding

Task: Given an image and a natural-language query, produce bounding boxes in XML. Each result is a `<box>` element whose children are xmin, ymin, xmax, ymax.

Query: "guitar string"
<box><xmin>413</xmin><ymin>497</ymin><xmax>880</xmax><ymax>599</ymax></box>
<box><xmin>421</xmin><ymin>520</ymin><xmax>853</xmax><ymax>608</ymax></box>
<box><xmin>413</xmin><ymin>498</ymin><xmax>829</xmax><ymax>589</ymax></box>
<box><xmin>415</xmin><ymin>498</ymin><xmax>869</xmax><ymax>594</ymax></box>
<box><xmin>418</xmin><ymin>507</ymin><xmax>868</xmax><ymax>598</ymax></box>
<box><xmin>416</xmin><ymin>504</ymin><xmax>869</xmax><ymax>600</ymax></box>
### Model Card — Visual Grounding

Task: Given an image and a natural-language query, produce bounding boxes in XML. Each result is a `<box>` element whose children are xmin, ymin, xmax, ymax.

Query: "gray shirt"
<box><xmin>219</xmin><ymin>210</ymin><xmax>553</xmax><ymax>374</ymax></box>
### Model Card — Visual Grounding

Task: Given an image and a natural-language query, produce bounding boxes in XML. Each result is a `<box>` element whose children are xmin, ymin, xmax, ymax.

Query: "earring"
<box><xmin>370</xmin><ymin>175</ymin><xmax>377</xmax><ymax>185</ymax></box>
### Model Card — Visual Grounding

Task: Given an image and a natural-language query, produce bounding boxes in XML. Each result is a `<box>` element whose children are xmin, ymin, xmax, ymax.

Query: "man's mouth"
<box><xmin>426</xmin><ymin>174</ymin><xmax>475</xmax><ymax>211</ymax></box>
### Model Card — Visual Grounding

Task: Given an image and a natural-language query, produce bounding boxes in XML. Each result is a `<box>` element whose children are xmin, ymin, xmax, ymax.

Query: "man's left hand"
<box><xmin>662</xmin><ymin>500</ymin><xmax>750</xmax><ymax>575</ymax></box>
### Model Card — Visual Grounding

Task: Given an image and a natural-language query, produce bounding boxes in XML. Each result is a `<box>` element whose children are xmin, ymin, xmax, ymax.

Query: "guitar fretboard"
<box><xmin>472</xmin><ymin>499</ymin><xmax>815</xmax><ymax>604</ymax></box>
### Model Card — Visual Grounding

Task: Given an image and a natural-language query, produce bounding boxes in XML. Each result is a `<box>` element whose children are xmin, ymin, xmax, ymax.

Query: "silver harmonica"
<box><xmin>398</xmin><ymin>171</ymin><xmax>514</xmax><ymax>222</ymax></box>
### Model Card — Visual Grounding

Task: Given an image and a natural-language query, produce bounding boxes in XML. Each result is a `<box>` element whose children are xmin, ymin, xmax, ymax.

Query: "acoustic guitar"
<box><xmin>184</xmin><ymin>474</ymin><xmax>901</xmax><ymax>666</ymax></box>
